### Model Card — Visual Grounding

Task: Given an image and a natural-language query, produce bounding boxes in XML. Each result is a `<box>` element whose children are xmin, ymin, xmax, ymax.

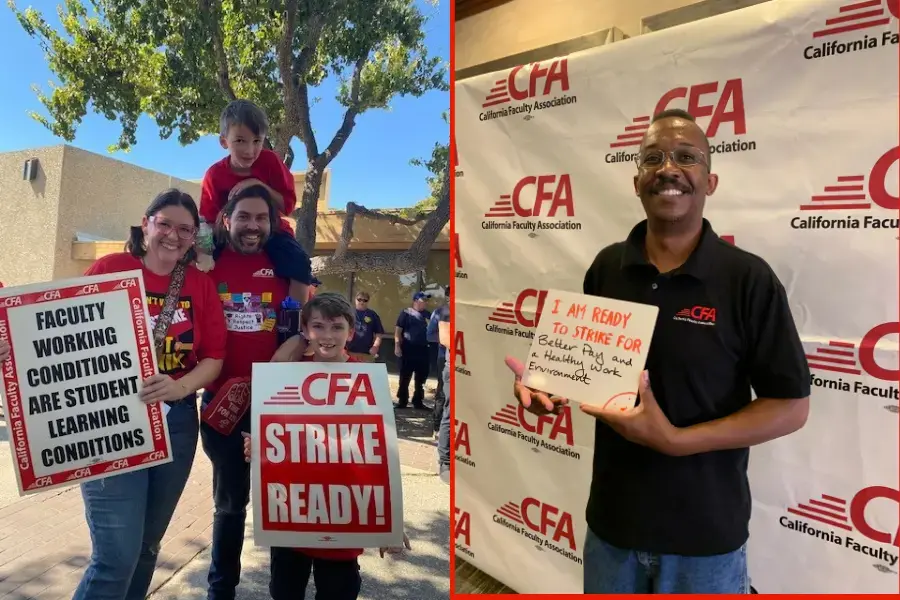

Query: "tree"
<box><xmin>10</xmin><ymin>0</ymin><xmax>449</xmax><ymax>274</ymax></box>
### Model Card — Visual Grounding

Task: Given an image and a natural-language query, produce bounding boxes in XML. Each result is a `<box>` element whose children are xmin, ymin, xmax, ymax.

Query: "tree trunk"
<box><xmin>294</xmin><ymin>164</ymin><xmax>322</xmax><ymax>254</ymax></box>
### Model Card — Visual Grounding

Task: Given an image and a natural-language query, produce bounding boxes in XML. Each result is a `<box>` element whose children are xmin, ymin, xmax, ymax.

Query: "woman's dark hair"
<box><xmin>214</xmin><ymin>184</ymin><xmax>279</xmax><ymax>248</ymax></box>
<box><xmin>125</xmin><ymin>188</ymin><xmax>200</xmax><ymax>264</ymax></box>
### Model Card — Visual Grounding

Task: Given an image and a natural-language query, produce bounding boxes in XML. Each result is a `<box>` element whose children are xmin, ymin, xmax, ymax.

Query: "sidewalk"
<box><xmin>0</xmin><ymin>376</ymin><xmax>447</xmax><ymax>600</ymax></box>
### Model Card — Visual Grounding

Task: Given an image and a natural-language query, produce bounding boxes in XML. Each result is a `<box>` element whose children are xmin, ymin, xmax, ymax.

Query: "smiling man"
<box><xmin>507</xmin><ymin>109</ymin><xmax>810</xmax><ymax>594</ymax></box>
<box><xmin>202</xmin><ymin>184</ymin><xmax>300</xmax><ymax>600</ymax></box>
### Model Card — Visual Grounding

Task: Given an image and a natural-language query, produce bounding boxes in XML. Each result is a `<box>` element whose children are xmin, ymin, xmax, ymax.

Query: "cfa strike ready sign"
<box><xmin>251</xmin><ymin>362</ymin><xmax>404</xmax><ymax>549</ymax></box>
<box><xmin>0</xmin><ymin>271</ymin><xmax>172</xmax><ymax>495</ymax></box>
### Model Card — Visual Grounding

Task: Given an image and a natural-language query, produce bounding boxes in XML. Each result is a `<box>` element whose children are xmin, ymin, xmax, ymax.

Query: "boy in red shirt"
<box><xmin>243</xmin><ymin>293</ymin><xmax>410</xmax><ymax>600</ymax></box>
<box><xmin>199</xmin><ymin>99</ymin><xmax>312</xmax><ymax>303</ymax></box>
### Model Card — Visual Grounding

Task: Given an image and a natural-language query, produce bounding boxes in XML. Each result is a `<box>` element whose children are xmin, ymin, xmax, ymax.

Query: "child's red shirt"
<box><xmin>199</xmin><ymin>148</ymin><xmax>296</xmax><ymax>235</ymax></box>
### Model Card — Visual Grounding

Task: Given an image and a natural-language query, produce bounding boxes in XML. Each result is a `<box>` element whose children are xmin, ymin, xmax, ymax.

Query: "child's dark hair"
<box><xmin>213</xmin><ymin>184</ymin><xmax>279</xmax><ymax>248</ymax></box>
<box><xmin>220</xmin><ymin>99</ymin><xmax>269</xmax><ymax>138</ymax></box>
<box><xmin>125</xmin><ymin>189</ymin><xmax>200</xmax><ymax>264</ymax></box>
<box><xmin>301</xmin><ymin>293</ymin><xmax>355</xmax><ymax>329</ymax></box>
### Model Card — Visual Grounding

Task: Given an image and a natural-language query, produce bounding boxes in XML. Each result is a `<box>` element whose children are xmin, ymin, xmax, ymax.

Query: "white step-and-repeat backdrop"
<box><xmin>453</xmin><ymin>0</ymin><xmax>898</xmax><ymax>594</ymax></box>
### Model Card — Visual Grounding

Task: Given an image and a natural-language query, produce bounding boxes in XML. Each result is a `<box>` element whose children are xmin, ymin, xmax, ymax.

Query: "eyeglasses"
<box><xmin>635</xmin><ymin>149</ymin><xmax>708</xmax><ymax>170</ymax></box>
<box><xmin>150</xmin><ymin>217</ymin><xmax>196</xmax><ymax>240</ymax></box>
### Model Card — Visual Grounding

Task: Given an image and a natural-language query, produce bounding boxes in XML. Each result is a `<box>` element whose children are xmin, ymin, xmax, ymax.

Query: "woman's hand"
<box><xmin>139</xmin><ymin>374</ymin><xmax>188</xmax><ymax>404</ymax></box>
<box><xmin>378</xmin><ymin>532</ymin><xmax>411</xmax><ymax>558</ymax></box>
<box><xmin>0</xmin><ymin>339</ymin><xmax>10</xmax><ymax>363</ymax></box>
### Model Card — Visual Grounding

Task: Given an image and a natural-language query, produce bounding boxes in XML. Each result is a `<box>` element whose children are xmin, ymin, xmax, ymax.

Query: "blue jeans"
<box><xmin>200</xmin><ymin>391</ymin><xmax>252</xmax><ymax>600</ymax></box>
<box><xmin>437</xmin><ymin>361</ymin><xmax>451</xmax><ymax>466</ymax></box>
<box><xmin>583</xmin><ymin>527</ymin><xmax>750</xmax><ymax>594</ymax></box>
<box><xmin>73</xmin><ymin>398</ymin><xmax>199</xmax><ymax>600</ymax></box>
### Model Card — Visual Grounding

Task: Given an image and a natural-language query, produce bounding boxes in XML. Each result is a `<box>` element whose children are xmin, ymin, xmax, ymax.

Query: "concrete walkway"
<box><xmin>149</xmin><ymin>466</ymin><xmax>449</xmax><ymax>600</ymax></box>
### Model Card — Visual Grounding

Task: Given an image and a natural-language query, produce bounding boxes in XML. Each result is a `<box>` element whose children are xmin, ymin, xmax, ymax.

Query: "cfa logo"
<box><xmin>485</xmin><ymin>174</ymin><xmax>574</xmax><ymax>219</ymax></box>
<box><xmin>489</xmin><ymin>289</ymin><xmax>547</xmax><ymax>328</ymax></box>
<box><xmin>455</xmin><ymin>507</ymin><xmax>471</xmax><ymax>546</ymax></box>
<box><xmin>656</xmin><ymin>79</ymin><xmax>746</xmax><ymax>138</ymax></box>
<box><xmin>106</xmin><ymin>459</ymin><xmax>130</xmax><ymax>471</ymax></box>
<box><xmin>788</xmin><ymin>486</ymin><xmax>899</xmax><ymax>547</ymax></box>
<box><xmin>38</xmin><ymin>290</ymin><xmax>61</xmax><ymax>302</ymax></box>
<box><xmin>254</xmin><ymin>268</ymin><xmax>275</xmax><ymax>278</ymax></box>
<box><xmin>115</xmin><ymin>278</ymin><xmax>138</xmax><ymax>290</ymax></box>
<box><xmin>799</xmin><ymin>146</ymin><xmax>899</xmax><ymax>212</ymax></box>
<box><xmin>491</xmin><ymin>403</ymin><xmax>575</xmax><ymax>446</ymax></box>
<box><xmin>674</xmin><ymin>305</ymin><xmax>717</xmax><ymax>324</ymax></box>
<box><xmin>32</xmin><ymin>476</ymin><xmax>54</xmax><ymax>488</ymax></box>
<box><xmin>499</xmin><ymin>498</ymin><xmax>577</xmax><ymax>551</ymax></box>
<box><xmin>76</xmin><ymin>284</ymin><xmax>100</xmax><ymax>296</ymax></box>
<box><xmin>147</xmin><ymin>451</ymin><xmax>166</xmax><ymax>461</ymax></box>
<box><xmin>483</xmin><ymin>59</ymin><xmax>570</xmax><ymax>108</ymax></box>
<box><xmin>454</xmin><ymin>419</ymin><xmax>471</xmax><ymax>457</ymax></box>
<box><xmin>808</xmin><ymin>322</ymin><xmax>899</xmax><ymax>382</ymax></box>
<box><xmin>454</xmin><ymin>331</ymin><xmax>466</xmax><ymax>365</ymax></box>
<box><xmin>68</xmin><ymin>468</ymin><xmax>92</xmax><ymax>480</ymax></box>
<box><xmin>0</xmin><ymin>297</ymin><xmax>22</xmax><ymax>308</ymax></box>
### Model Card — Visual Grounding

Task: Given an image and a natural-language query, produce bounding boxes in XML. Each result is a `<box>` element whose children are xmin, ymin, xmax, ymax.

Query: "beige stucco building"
<box><xmin>0</xmin><ymin>144</ymin><xmax>449</xmax><ymax>324</ymax></box>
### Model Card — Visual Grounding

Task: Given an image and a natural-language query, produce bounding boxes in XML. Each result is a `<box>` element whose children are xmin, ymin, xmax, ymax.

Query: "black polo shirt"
<box><xmin>582</xmin><ymin>219</ymin><xmax>809</xmax><ymax>557</ymax></box>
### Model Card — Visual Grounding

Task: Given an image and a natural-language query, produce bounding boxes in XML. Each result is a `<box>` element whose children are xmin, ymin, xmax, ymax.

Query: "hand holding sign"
<box><xmin>581</xmin><ymin>370</ymin><xmax>684</xmax><ymax>456</ymax></box>
<box><xmin>0</xmin><ymin>339</ymin><xmax>9</xmax><ymax>363</ymax></box>
<box><xmin>504</xmin><ymin>356</ymin><xmax>569</xmax><ymax>416</ymax></box>
<box><xmin>139</xmin><ymin>374</ymin><xmax>187</xmax><ymax>404</ymax></box>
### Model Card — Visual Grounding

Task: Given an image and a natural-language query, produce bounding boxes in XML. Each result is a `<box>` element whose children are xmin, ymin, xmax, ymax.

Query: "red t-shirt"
<box><xmin>206</xmin><ymin>248</ymin><xmax>289</xmax><ymax>393</ymax></box>
<box><xmin>294</xmin><ymin>354</ymin><xmax>365</xmax><ymax>561</ymax></box>
<box><xmin>85</xmin><ymin>253</ymin><xmax>227</xmax><ymax>380</ymax></box>
<box><xmin>199</xmin><ymin>148</ymin><xmax>296</xmax><ymax>235</ymax></box>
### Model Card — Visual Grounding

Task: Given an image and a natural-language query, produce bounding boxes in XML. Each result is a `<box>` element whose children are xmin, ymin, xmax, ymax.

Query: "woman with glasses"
<box><xmin>75</xmin><ymin>189</ymin><xmax>227</xmax><ymax>600</ymax></box>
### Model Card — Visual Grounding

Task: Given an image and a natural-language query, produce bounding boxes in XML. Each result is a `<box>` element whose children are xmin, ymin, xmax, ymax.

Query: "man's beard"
<box><xmin>230</xmin><ymin>230</ymin><xmax>267</xmax><ymax>254</ymax></box>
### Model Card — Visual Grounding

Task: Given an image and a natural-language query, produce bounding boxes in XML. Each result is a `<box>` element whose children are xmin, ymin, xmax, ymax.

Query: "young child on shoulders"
<box><xmin>243</xmin><ymin>292</ymin><xmax>411</xmax><ymax>600</ymax></box>
<box><xmin>198</xmin><ymin>99</ymin><xmax>312</xmax><ymax>303</ymax></box>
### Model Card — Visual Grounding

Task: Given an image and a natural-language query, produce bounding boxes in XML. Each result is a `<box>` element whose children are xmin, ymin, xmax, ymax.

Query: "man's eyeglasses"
<box><xmin>635</xmin><ymin>149</ymin><xmax>708</xmax><ymax>170</ymax></box>
<box><xmin>150</xmin><ymin>217</ymin><xmax>197</xmax><ymax>240</ymax></box>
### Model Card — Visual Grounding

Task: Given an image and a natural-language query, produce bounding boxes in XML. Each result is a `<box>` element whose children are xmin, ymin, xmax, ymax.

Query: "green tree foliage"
<box><xmin>10</xmin><ymin>0</ymin><xmax>449</xmax><ymax>272</ymax></box>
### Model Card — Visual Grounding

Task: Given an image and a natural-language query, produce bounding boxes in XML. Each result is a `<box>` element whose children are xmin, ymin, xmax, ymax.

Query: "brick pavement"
<box><xmin>0</xmin><ymin>378</ymin><xmax>442</xmax><ymax>600</ymax></box>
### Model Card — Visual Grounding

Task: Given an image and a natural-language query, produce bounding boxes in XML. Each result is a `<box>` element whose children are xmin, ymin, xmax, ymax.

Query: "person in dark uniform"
<box><xmin>506</xmin><ymin>109</ymin><xmax>810</xmax><ymax>594</ymax></box>
<box><xmin>394</xmin><ymin>292</ymin><xmax>431</xmax><ymax>409</ymax></box>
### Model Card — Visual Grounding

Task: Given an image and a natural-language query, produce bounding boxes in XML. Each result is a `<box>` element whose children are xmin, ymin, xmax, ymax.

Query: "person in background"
<box><xmin>242</xmin><ymin>293</ymin><xmax>411</xmax><ymax>600</ymax></box>
<box><xmin>346</xmin><ymin>290</ymin><xmax>384</xmax><ymax>362</ymax></box>
<box><xmin>394</xmin><ymin>292</ymin><xmax>431</xmax><ymax>409</ymax></box>
<box><xmin>426</xmin><ymin>287</ymin><xmax>450</xmax><ymax>436</ymax></box>
<box><xmin>76</xmin><ymin>189</ymin><xmax>227</xmax><ymax>600</ymax></box>
<box><xmin>436</xmin><ymin>298</ymin><xmax>451</xmax><ymax>483</ymax></box>
<box><xmin>198</xmin><ymin>99</ymin><xmax>311</xmax><ymax>304</ymax></box>
<box><xmin>506</xmin><ymin>109</ymin><xmax>809</xmax><ymax>594</ymax></box>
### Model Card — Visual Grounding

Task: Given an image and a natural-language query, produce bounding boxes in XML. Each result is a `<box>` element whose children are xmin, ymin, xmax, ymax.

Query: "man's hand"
<box><xmin>394</xmin><ymin>345</ymin><xmax>402</xmax><ymax>358</ymax></box>
<box><xmin>504</xmin><ymin>356</ymin><xmax>568</xmax><ymax>416</ymax></box>
<box><xmin>0</xmin><ymin>339</ymin><xmax>9</xmax><ymax>363</ymax></box>
<box><xmin>580</xmin><ymin>371</ymin><xmax>684</xmax><ymax>456</ymax></box>
<box><xmin>369</xmin><ymin>345</ymin><xmax>380</xmax><ymax>356</ymax></box>
<box><xmin>242</xmin><ymin>431</ymin><xmax>252</xmax><ymax>463</ymax></box>
<box><xmin>139</xmin><ymin>374</ymin><xmax>188</xmax><ymax>404</ymax></box>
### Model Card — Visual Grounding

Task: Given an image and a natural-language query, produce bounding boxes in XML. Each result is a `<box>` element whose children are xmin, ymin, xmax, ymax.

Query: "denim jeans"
<box><xmin>73</xmin><ymin>398</ymin><xmax>199</xmax><ymax>600</ymax></box>
<box><xmin>437</xmin><ymin>360</ymin><xmax>451</xmax><ymax>467</ymax></box>
<box><xmin>583</xmin><ymin>527</ymin><xmax>750</xmax><ymax>594</ymax></box>
<box><xmin>200</xmin><ymin>391</ymin><xmax>252</xmax><ymax>600</ymax></box>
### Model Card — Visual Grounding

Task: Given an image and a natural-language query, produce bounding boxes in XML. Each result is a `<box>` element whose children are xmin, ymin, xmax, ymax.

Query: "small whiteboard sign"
<box><xmin>522</xmin><ymin>290</ymin><xmax>659</xmax><ymax>411</ymax></box>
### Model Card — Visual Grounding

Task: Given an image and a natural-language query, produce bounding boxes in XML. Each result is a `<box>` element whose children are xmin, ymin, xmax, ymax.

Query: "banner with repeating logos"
<box><xmin>453</xmin><ymin>0</ymin><xmax>898</xmax><ymax>594</ymax></box>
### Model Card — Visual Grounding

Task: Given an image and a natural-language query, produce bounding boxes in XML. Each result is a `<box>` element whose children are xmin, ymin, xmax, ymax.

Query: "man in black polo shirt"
<box><xmin>506</xmin><ymin>109</ymin><xmax>810</xmax><ymax>594</ymax></box>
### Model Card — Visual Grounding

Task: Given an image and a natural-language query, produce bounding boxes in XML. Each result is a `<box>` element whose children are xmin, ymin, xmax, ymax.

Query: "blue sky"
<box><xmin>0</xmin><ymin>1</ymin><xmax>448</xmax><ymax>210</ymax></box>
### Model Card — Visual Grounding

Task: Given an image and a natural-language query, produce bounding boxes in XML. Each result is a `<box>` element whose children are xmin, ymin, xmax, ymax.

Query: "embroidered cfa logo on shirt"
<box><xmin>674</xmin><ymin>306</ymin><xmax>717</xmax><ymax>326</ymax></box>
<box><xmin>253</xmin><ymin>268</ymin><xmax>275</xmax><ymax>278</ymax></box>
